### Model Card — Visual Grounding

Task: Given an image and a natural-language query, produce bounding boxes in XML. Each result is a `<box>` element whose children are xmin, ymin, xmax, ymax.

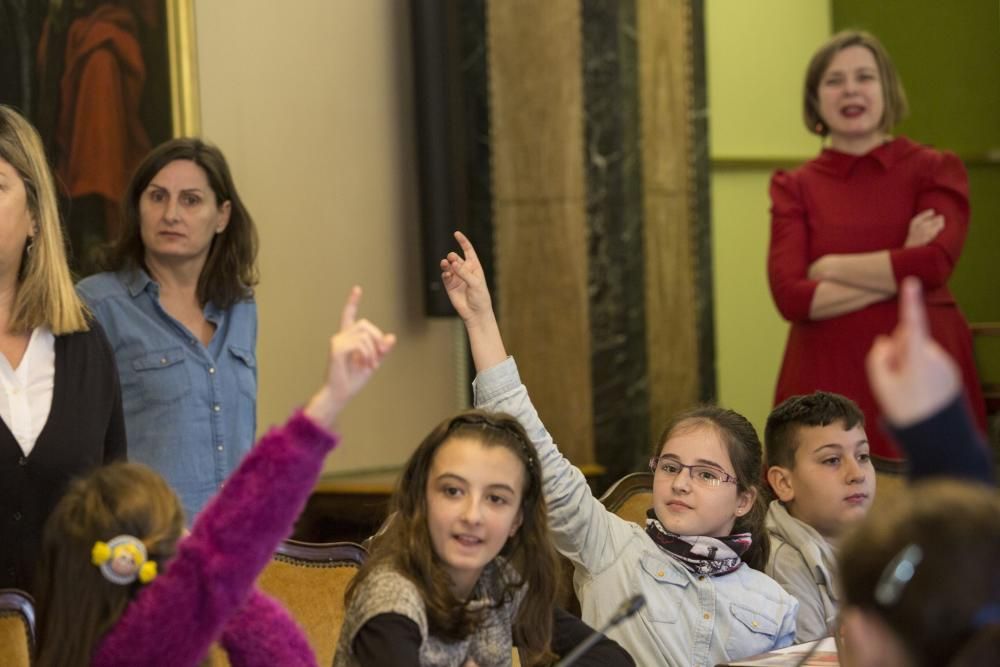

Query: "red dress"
<box><xmin>768</xmin><ymin>137</ymin><xmax>987</xmax><ymax>463</ymax></box>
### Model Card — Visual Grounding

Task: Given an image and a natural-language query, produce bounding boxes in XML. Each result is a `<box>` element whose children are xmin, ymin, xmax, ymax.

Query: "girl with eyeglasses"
<box><xmin>439</xmin><ymin>232</ymin><xmax>797</xmax><ymax>666</ymax></box>
<box><xmin>334</xmin><ymin>409</ymin><xmax>634</xmax><ymax>666</ymax></box>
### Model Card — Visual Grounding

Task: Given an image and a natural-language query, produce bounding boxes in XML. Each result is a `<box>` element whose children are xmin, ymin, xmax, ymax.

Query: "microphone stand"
<box><xmin>553</xmin><ymin>594</ymin><xmax>645</xmax><ymax>667</ymax></box>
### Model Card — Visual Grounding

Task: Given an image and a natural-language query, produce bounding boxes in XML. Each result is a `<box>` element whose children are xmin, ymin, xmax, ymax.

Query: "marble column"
<box><xmin>445</xmin><ymin>0</ymin><xmax>712</xmax><ymax>484</ymax></box>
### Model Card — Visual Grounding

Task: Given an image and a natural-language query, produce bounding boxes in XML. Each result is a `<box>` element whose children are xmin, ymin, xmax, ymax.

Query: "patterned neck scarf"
<box><xmin>645</xmin><ymin>509</ymin><xmax>751</xmax><ymax>576</ymax></box>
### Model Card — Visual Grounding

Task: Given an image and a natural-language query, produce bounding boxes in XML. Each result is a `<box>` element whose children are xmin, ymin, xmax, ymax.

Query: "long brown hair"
<box><xmin>34</xmin><ymin>463</ymin><xmax>185</xmax><ymax>666</ymax></box>
<box><xmin>655</xmin><ymin>405</ymin><xmax>770</xmax><ymax>571</ymax></box>
<box><xmin>840</xmin><ymin>480</ymin><xmax>1000</xmax><ymax>667</ymax></box>
<box><xmin>106</xmin><ymin>137</ymin><xmax>259</xmax><ymax>309</ymax></box>
<box><xmin>347</xmin><ymin>410</ymin><xmax>560</xmax><ymax>665</ymax></box>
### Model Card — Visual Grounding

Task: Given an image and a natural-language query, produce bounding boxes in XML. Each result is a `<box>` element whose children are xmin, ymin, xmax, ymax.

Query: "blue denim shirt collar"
<box><xmin>123</xmin><ymin>267</ymin><xmax>224</xmax><ymax>325</ymax></box>
<box><xmin>124</xmin><ymin>267</ymin><xmax>155</xmax><ymax>298</ymax></box>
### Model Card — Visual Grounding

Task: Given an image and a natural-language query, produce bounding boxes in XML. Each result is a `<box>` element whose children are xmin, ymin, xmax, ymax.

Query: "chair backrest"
<box><xmin>554</xmin><ymin>472</ymin><xmax>655</xmax><ymax>618</ymax></box>
<box><xmin>971</xmin><ymin>323</ymin><xmax>1000</xmax><ymax>416</ymax></box>
<box><xmin>599</xmin><ymin>472</ymin><xmax>654</xmax><ymax>526</ymax></box>
<box><xmin>0</xmin><ymin>589</ymin><xmax>35</xmax><ymax>667</ymax></box>
<box><xmin>257</xmin><ymin>540</ymin><xmax>367</xmax><ymax>667</ymax></box>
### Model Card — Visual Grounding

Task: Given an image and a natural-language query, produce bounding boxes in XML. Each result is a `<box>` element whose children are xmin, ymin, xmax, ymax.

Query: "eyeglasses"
<box><xmin>874</xmin><ymin>543</ymin><xmax>923</xmax><ymax>606</ymax></box>
<box><xmin>648</xmin><ymin>456</ymin><xmax>738</xmax><ymax>488</ymax></box>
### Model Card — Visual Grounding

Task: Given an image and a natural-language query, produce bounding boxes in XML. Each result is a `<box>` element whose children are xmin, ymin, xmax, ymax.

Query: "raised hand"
<box><xmin>439</xmin><ymin>231</ymin><xmax>494</xmax><ymax>325</ymax></box>
<box><xmin>865</xmin><ymin>277</ymin><xmax>959</xmax><ymax>426</ymax></box>
<box><xmin>904</xmin><ymin>208</ymin><xmax>945</xmax><ymax>247</ymax></box>
<box><xmin>440</xmin><ymin>231</ymin><xmax>507</xmax><ymax>372</ymax></box>
<box><xmin>305</xmin><ymin>286</ymin><xmax>396</xmax><ymax>429</ymax></box>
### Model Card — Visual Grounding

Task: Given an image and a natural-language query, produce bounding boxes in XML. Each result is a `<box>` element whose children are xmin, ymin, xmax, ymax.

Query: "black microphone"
<box><xmin>554</xmin><ymin>594</ymin><xmax>645</xmax><ymax>667</ymax></box>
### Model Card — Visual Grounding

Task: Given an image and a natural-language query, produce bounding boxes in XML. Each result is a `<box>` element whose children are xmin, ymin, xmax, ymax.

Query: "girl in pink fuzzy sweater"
<box><xmin>33</xmin><ymin>287</ymin><xmax>395</xmax><ymax>667</ymax></box>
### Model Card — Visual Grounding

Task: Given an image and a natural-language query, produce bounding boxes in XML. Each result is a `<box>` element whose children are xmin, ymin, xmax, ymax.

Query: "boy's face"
<box><xmin>768</xmin><ymin>421</ymin><xmax>876</xmax><ymax>539</ymax></box>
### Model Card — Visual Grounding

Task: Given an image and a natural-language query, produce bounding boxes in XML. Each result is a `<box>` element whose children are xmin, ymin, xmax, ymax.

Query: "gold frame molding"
<box><xmin>166</xmin><ymin>0</ymin><xmax>200</xmax><ymax>136</ymax></box>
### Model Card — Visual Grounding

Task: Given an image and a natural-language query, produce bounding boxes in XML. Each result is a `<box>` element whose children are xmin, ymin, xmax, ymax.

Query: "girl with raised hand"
<box><xmin>441</xmin><ymin>231</ymin><xmax>797</xmax><ymax>665</ymax></box>
<box><xmin>335</xmin><ymin>415</ymin><xmax>633</xmax><ymax>665</ymax></box>
<box><xmin>34</xmin><ymin>287</ymin><xmax>395</xmax><ymax>667</ymax></box>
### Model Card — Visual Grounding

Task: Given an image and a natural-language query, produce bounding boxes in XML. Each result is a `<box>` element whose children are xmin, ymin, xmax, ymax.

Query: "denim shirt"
<box><xmin>77</xmin><ymin>270</ymin><xmax>257</xmax><ymax>519</ymax></box>
<box><xmin>474</xmin><ymin>358</ymin><xmax>798</xmax><ymax>667</ymax></box>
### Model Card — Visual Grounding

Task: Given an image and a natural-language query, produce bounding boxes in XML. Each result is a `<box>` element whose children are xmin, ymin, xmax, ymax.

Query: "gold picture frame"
<box><xmin>0</xmin><ymin>0</ymin><xmax>201</xmax><ymax>275</ymax></box>
<box><xmin>167</xmin><ymin>0</ymin><xmax>200</xmax><ymax>137</ymax></box>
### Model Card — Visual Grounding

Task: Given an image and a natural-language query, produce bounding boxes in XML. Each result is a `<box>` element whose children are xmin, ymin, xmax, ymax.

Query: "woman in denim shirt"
<box><xmin>78</xmin><ymin>138</ymin><xmax>258</xmax><ymax>519</ymax></box>
<box><xmin>441</xmin><ymin>232</ymin><xmax>798</xmax><ymax>666</ymax></box>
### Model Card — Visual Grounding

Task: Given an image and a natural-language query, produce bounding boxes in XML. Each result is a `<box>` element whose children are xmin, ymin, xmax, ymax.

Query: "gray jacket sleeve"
<box><xmin>766</xmin><ymin>541</ymin><xmax>832</xmax><ymax>642</ymax></box>
<box><xmin>473</xmin><ymin>358</ymin><xmax>638</xmax><ymax>575</ymax></box>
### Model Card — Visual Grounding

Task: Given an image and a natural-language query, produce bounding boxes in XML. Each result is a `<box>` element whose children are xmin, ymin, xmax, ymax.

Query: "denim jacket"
<box><xmin>474</xmin><ymin>358</ymin><xmax>797</xmax><ymax>667</ymax></box>
<box><xmin>77</xmin><ymin>269</ymin><xmax>257</xmax><ymax>519</ymax></box>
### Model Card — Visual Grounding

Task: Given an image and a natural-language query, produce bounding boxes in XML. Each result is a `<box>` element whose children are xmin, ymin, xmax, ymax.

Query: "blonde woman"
<box><xmin>0</xmin><ymin>105</ymin><xmax>125</xmax><ymax>594</ymax></box>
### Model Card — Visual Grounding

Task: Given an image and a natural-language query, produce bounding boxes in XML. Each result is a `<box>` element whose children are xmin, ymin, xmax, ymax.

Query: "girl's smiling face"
<box><xmin>651</xmin><ymin>423</ymin><xmax>755</xmax><ymax>537</ymax></box>
<box><xmin>425</xmin><ymin>436</ymin><xmax>525</xmax><ymax>599</ymax></box>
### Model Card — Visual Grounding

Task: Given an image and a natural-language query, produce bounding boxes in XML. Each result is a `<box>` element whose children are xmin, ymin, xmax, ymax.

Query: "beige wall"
<box><xmin>194</xmin><ymin>1</ymin><xmax>463</xmax><ymax>473</ymax></box>
<box><xmin>707</xmin><ymin>0</ymin><xmax>831</xmax><ymax>436</ymax></box>
<box><xmin>190</xmin><ymin>0</ymin><xmax>836</xmax><ymax>472</ymax></box>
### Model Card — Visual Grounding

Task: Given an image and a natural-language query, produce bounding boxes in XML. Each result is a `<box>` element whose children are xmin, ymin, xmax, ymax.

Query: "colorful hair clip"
<box><xmin>91</xmin><ymin>535</ymin><xmax>157</xmax><ymax>586</ymax></box>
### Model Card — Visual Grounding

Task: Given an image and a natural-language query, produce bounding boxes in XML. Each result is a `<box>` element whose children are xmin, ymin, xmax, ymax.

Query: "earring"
<box><xmin>25</xmin><ymin>236</ymin><xmax>35</xmax><ymax>255</ymax></box>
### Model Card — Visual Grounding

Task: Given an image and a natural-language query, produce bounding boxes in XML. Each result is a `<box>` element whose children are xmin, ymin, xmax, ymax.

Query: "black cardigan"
<box><xmin>0</xmin><ymin>322</ymin><xmax>126</xmax><ymax>594</ymax></box>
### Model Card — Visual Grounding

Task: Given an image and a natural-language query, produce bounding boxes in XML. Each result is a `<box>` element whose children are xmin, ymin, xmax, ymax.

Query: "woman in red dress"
<box><xmin>768</xmin><ymin>31</ymin><xmax>987</xmax><ymax>467</ymax></box>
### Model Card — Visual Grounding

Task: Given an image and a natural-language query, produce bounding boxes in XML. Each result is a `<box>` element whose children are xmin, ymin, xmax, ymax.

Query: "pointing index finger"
<box><xmin>340</xmin><ymin>285</ymin><xmax>362</xmax><ymax>330</ymax></box>
<box><xmin>453</xmin><ymin>230</ymin><xmax>478</xmax><ymax>263</ymax></box>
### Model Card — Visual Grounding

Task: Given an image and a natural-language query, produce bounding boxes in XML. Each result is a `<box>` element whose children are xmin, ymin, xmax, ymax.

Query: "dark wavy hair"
<box><xmin>347</xmin><ymin>410</ymin><xmax>560</xmax><ymax>665</ymax></box>
<box><xmin>653</xmin><ymin>405</ymin><xmax>770</xmax><ymax>571</ymax></box>
<box><xmin>34</xmin><ymin>463</ymin><xmax>185</xmax><ymax>667</ymax></box>
<box><xmin>106</xmin><ymin>137</ymin><xmax>259</xmax><ymax>309</ymax></box>
<box><xmin>765</xmin><ymin>391</ymin><xmax>865</xmax><ymax>470</ymax></box>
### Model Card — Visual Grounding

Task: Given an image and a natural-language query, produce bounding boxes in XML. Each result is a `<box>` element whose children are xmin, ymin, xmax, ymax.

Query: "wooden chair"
<box><xmin>259</xmin><ymin>540</ymin><xmax>366</xmax><ymax>666</ymax></box>
<box><xmin>206</xmin><ymin>540</ymin><xmax>366</xmax><ymax>667</ymax></box>
<box><xmin>599</xmin><ymin>471</ymin><xmax>654</xmax><ymax>526</ymax></box>
<box><xmin>971</xmin><ymin>323</ymin><xmax>1000</xmax><ymax>477</ymax></box>
<box><xmin>971</xmin><ymin>323</ymin><xmax>1000</xmax><ymax>416</ymax></box>
<box><xmin>0</xmin><ymin>589</ymin><xmax>35</xmax><ymax>667</ymax></box>
<box><xmin>556</xmin><ymin>472</ymin><xmax>655</xmax><ymax>618</ymax></box>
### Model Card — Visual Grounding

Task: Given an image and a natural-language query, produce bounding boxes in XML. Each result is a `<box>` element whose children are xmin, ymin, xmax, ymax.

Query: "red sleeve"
<box><xmin>888</xmin><ymin>151</ymin><xmax>970</xmax><ymax>289</ymax></box>
<box><xmin>218</xmin><ymin>589</ymin><xmax>317</xmax><ymax>667</ymax></box>
<box><xmin>768</xmin><ymin>170</ymin><xmax>820</xmax><ymax>322</ymax></box>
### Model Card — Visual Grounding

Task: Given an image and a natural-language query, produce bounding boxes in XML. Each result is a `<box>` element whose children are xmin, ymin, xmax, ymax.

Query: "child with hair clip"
<box><xmin>440</xmin><ymin>232</ymin><xmax>797</xmax><ymax>665</ymax></box>
<box><xmin>334</xmin><ymin>408</ymin><xmax>635</xmax><ymax>666</ymax></box>
<box><xmin>33</xmin><ymin>287</ymin><xmax>396</xmax><ymax>667</ymax></box>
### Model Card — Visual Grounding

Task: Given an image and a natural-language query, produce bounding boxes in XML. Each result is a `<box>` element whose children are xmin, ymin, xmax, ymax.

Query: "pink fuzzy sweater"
<box><xmin>92</xmin><ymin>411</ymin><xmax>337</xmax><ymax>666</ymax></box>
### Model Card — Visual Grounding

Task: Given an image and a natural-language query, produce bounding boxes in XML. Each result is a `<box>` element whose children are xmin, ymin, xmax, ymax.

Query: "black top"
<box><xmin>351</xmin><ymin>607</ymin><xmax>635</xmax><ymax>666</ymax></box>
<box><xmin>886</xmin><ymin>395</ymin><xmax>995</xmax><ymax>486</ymax></box>
<box><xmin>0</xmin><ymin>321</ymin><xmax>126</xmax><ymax>593</ymax></box>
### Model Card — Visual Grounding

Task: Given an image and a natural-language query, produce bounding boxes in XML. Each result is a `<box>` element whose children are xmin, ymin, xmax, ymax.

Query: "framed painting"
<box><xmin>0</xmin><ymin>0</ymin><xmax>199</xmax><ymax>275</ymax></box>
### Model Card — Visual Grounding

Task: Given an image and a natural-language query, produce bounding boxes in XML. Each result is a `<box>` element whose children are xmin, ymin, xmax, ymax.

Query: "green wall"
<box><xmin>832</xmin><ymin>0</ymin><xmax>1000</xmax><ymax>375</ymax></box>
<box><xmin>708</xmin><ymin>0</ymin><xmax>999</xmax><ymax>432</ymax></box>
<box><xmin>706</xmin><ymin>0</ymin><xmax>831</xmax><ymax>437</ymax></box>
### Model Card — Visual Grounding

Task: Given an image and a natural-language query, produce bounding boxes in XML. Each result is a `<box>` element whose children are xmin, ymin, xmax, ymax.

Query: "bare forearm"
<box><xmin>811</xmin><ymin>251</ymin><xmax>897</xmax><ymax>293</ymax></box>
<box><xmin>464</xmin><ymin>313</ymin><xmax>508</xmax><ymax>372</ymax></box>
<box><xmin>809</xmin><ymin>281</ymin><xmax>892</xmax><ymax>320</ymax></box>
